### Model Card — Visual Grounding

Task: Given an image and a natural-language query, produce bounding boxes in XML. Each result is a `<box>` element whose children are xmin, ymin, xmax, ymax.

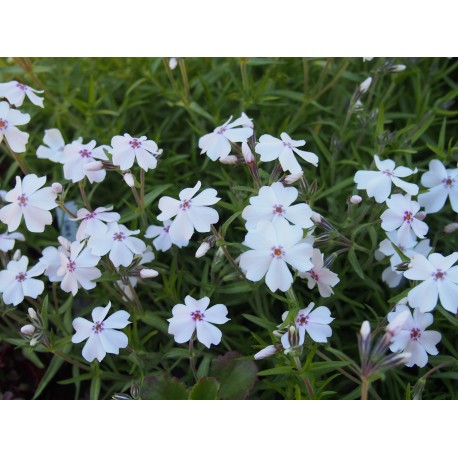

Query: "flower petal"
<box><xmin>99</xmin><ymin>328</ymin><xmax>128</xmax><ymax>354</ymax></box>
<box><xmin>265</xmin><ymin>259</ymin><xmax>292</xmax><ymax>292</ymax></box>
<box><xmin>82</xmin><ymin>333</ymin><xmax>106</xmax><ymax>362</ymax></box>
<box><xmin>103</xmin><ymin>310</ymin><xmax>130</xmax><ymax>329</ymax></box>
<box><xmin>71</xmin><ymin>317</ymin><xmax>94</xmax><ymax>343</ymax></box>
<box><xmin>203</xmin><ymin>304</ymin><xmax>230</xmax><ymax>324</ymax></box>
<box><xmin>196</xmin><ymin>320</ymin><xmax>222</xmax><ymax>348</ymax></box>
<box><xmin>407</xmin><ymin>278</ymin><xmax>438</xmax><ymax>311</ymax></box>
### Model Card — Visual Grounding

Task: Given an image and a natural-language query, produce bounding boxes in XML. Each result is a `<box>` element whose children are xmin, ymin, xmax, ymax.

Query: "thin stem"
<box><xmin>140</xmin><ymin>168</ymin><xmax>145</xmax><ymax>208</ymax></box>
<box><xmin>210</xmin><ymin>225</ymin><xmax>245</xmax><ymax>277</ymax></box>
<box><xmin>361</xmin><ymin>376</ymin><xmax>369</xmax><ymax>400</ymax></box>
<box><xmin>78</xmin><ymin>181</ymin><xmax>91</xmax><ymax>210</ymax></box>
<box><xmin>51</xmin><ymin>349</ymin><xmax>90</xmax><ymax>371</ymax></box>
<box><xmin>302</xmin><ymin>58</ymin><xmax>309</xmax><ymax>97</ymax></box>
<box><xmin>58</xmin><ymin>201</ymin><xmax>77</xmax><ymax>218</ymax></box>
<box><xmin>189</xmin><ymin>336</ymin><xmax>198</xmax><ymax>382</ymax></box>
<box><xmin>178</xmin><ymin>58</ymin><xmax>190</xmax><ymax>101</ymax></box>
<box><xmin>316</xmin><ymin>349</ymin><xmax>360</xmax><ymax>385</ymax></box>
<box><xmin>131</xmin><ymin>184</ymin><xmax>147</xmax><ymax>227</ymax></box>
<box><xmin>240</xmin><ymin>58</ymin><xmax>249</xmax><ymax>98</ymax></box>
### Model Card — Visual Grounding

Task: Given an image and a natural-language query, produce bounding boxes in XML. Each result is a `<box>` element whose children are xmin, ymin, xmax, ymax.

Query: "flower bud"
<box><xmin>283</xmin><ymin>171</ymin><xmax>303</xmax><ymax>185</ymax></box>
<box><xmin>389</xmin><ymin>64</ymin><xmax>406</xmax><ymax>73</ymax></box>
<box><xmin>139</xmin><ymin>268</ymin><xmax>159</xmax><ymax>279</ymax></box>
<box><xmin>112</xmin><ymin>393</ymin><xmax>133</xmax><ymax>400</ymax></box>
<box><xmin>254</xmin><ymin>345</ymin><xmax>279</xmax><ymax>360</ymax></box>
<box><xmin>20</xmin><ymin>324</ymin><xmax>35</xmax><ymax>336</ymax></box>
<box><xmin>353</xmin><ymin>100</ymin><xmax>364</xmax><ymax>111</ymax></box>
<box><xmin>311</xmin><ymin>211</ymin><xmax>322</xmax><ymax>224</ymax></box>
<box><xmin>415</xmin><ymin>211</ymin><xmax>426</xmax><ymax>221</ymax></box>
<box><xmin>51</xmin><ymin>182</ymin><xmax>63</xmax><ymax>193</ymax></box>
<box><xmin>169</xmin><ymin>58</ymin><xmax>178</xmax><ymax>70</ymax></box>
<box><xmin>363</xmin><ymin>57</ymin><xmax>373</xmax><ymax>62</ymax></box>
<box><xmin>84</xmin><ymin>161</ymin><xmax>104</xmax><ymax>172</ymax></box>
<box><xmin>444</xmin><ymin>222</ymin><xmax>458</xmax><ymax>234</ymax></box>
<box><xmin>28</xmin><ymin>307</ymin><xmax>38</xmax><ymax>320</ymax></box>
<box><xmin>123</xmin><ymin>173</ymin><xmax>135</xmax><ymax>188</ymax></box>
<box><xmin>359</xmin><ymin>77</ymin><xmax>372</xmax><ymax>94</ymax></box>
<box><xmin>12</xmin><ymin>249</ymin><xmax>21</xmax><ymax>261</ymax></box>
<box><xmin>360</xmin><ymin>321</ymin><xmax>371</xmax><ymax>339</ymax></box>
<box><xmin>196</xmin><ymin>241</ymin><xmax>211</xmax><ymax>258</ymax></box>
<box><xmin>219</xmin><ymin>155</ymin><xmax>238</xmax><ymax>165</ymax></box>
<box><xmin>350</xmin><ymin>195</ymin><xmax>362</xmax><ymax>205</ymax></box>
<box><xmin>241</xmin><ymin>141</ymin><xmax>255</xmax><ymax>164</ymax></box>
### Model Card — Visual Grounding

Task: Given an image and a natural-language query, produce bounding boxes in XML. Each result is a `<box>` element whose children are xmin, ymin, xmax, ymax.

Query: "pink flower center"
<box><xmin>217</xmin><ymin>126</ymin><xmax>227</xmax><ymax>134</ymax></box>
<box><xmin>272</xmin><ymin>204</ymin><xmax>285</xmax><ymax>216</ymax></box>
<box><xmin>382</xmin><ymin>169</ymin><xmax>393</xmax><ymax>176</ymax></box>
<box><xmin>67</xmin><ymin>260</ymin><xmax>76</xmax><ymax>272</ymax></box>
<box><xmin>310</xmin><ymin>269</ymin><xmax>320</xmax><ymax>281</ymax></box>
<box><xmin>0</xmin><ymin>118</ymin><xmax>7</xmax><ymax>130</ymax></box>
<box><xmin>296</xmin><ymin>313</ymin><xmax>309</xmax><ymax>326</ymax></box>
<box><xmin>79</xmin><ymin>149</ymin><xmax>92</xmax><ymax>158</ymax></box>
<box><xmin>403</xmin><ymin>211</ymin><xmax>413</xmax><ymax>222</ymax></box>
<box><xmin>129</xmin><ymin>139</ymin><xmax>142</xmax><ymax>149</ymax></box>
<box><xmin>191</xmin><ymin>310</ymin><xmax>205</xmax><ymax>321</ymax></box>
<box><xmin>16</xmin><ymin>82</ymin><xmax>27</xmax><ymax>91</ymax></box>
<box><xmin>84</xmin><ymin>211</ymin><xmax>97</xmax><ymax>220</ymax></box>
<box><xmin>282</xmin><ymin>141</ymin><xmax>292</xmax><ymax>149</ymax></box>
<box><xmin>93</xmin><ymin>321</ymin><xmax>104</xmax><ymax>334</ymax></box>
<box><xmin>15</xmin><ymin>272</ymin><xmax>27</xmax><ymax>282</ymax></box>
<box><xmin>271</xmin><ymin>246</ymin><xmax>284</xmax><ymax>259</ymax></box>
<box><xmin>442</xmin><ymin>176</ymin><xmax>455</xmax><ymax>188</ymax></box>
<box><xmin>113</xmin><ymin>232</ymin><xmax>126</xmax><ymax>241</ymax></box>
<box><xmin>163</xmin><ymin>225</ymin><xmax>170</xmax><ymax>233</ymax></box>
<box><xmin>410</xmin><ymin>327</ymin><xmax>421</xmax><ymax>341</ymax></box>
<box><xmin>432</xmin><ymin>269</ymin><xmax>446</xmax><ymax>281</ymax></box>
<box><xmin>180</xmin><ymin>199</ymin><xmax>191</xmax><ymax>210</ymax></box>
<box><xmin>17</xmin><ymin>193</ymin><xmax>28</xmax><ymax>207</ymax></box>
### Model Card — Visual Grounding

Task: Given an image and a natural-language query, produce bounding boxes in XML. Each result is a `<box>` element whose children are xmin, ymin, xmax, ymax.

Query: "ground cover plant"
<box><xmin>0</xmin><ymin>57</ymin><xmax>457</xmax><ymax>400</ymax></box>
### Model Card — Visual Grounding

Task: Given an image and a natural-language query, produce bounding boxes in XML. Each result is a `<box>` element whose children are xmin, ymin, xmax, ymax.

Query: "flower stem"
<box><xmin>210</xmin><ymin>225</ymin><xmax>245</xmax><ymax>277</ymax></box>
<box><xmin>178</xmin><ymin>58</ymin><xmax>190</xmax><ymax>101</ymax></box>
<box><xmin>58</xmin><ymin>201</ymin><xmax>77</xmax><ymax>218</ymax></box>
<box><xmin>189</xmin><ymin>336</ymin><xmax>198</xmax><ymax>382</ymax></box>
<box><xmin>78</xmin><ymin>181</ymin><xmax>91</xmax><ymax>210</ymax></box>
<box><xmin>361</xmin><ymin>376</ymin><xmax>369</xmax><ymax>400</ymax></box>
<box><xmin>131</xmin><ymin>182</ymin><xmax>147</xmax><ymax>227</ymax></box>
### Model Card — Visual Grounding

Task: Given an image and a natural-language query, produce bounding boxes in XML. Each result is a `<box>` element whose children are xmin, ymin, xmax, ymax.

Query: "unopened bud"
<box><xmin>241</xmin><ymin>141</ymin><xmax>255</xmax><ymax>164</ymax></box>
<box><xmin>311</xmin><ymin>211</ymin><xmax>322</xmax><ymax>224</ymax></box>
<box><xmin>254</xmin><ymin>345</ymin><xmax>279</xmax><ymax>360</ymax></box>
<box><xmin>12</xmin><ymin>249</ymin><xmax>21</xmax><ymax>261</ymax></box>
<box><xmin>350</xmin><ymin>195</ymin><xmax>362</xmax><ymax>205</ymax></box>
<box><xmin>20</xmin><ymin>324</ymin><xmax>35</xmax><ymax>336</ymax></box>
<box><xmin>353</xmin><ymin>100</ymin><xmax>364</xmax><ymax>111</ymax></box>
<box><xmin>444</xmin><ymin>223</ymin><xmax>458</xmax><ymax>234</ymax></box>
<box><xmin>112</xmin><ymin>393</ymin><xmax>133</xmax><ymax>400</ymax></box>
<box><xmin>139</xmin><ymin>268</ymin><xmax>159</xmax><ymax>279</ymax></box>
<box><xmin>28</xmin><ymin>308</ymin><xmax>38</xmax><ymax>320</ymax></box>
<box><xmin>363</xmin><ymin>57</ymin><xmax>374</xmax><ymax>62</ymax></box>
<box><xmin>389</xmin><ymin>64</ymin><xmax>406</xmax><ymax>73</ymax></box>
<box><xmin>169</xmin><ymin>58</ymin><xmax>178</xmax><ymax>70</ymax></box>
<box><xmin>287</xmin><ymin>325</ymin><xmax>299</xmax><ymax>349</ymax></box>
<box><xmin>360</xmin><ymin>321</ymin><xmax>371</xmax><ymax>339</ymax></box>
<box><xmin>219</xmin><ymin>155</ymin><xmax>238</xmax><ymax>165</ymax></box>
<box><xmin>123</xmin><ymin>173</ymin><xmax>135</xmax><ymax>188</ymax></box>
<box><xmin>84</xmin><ymin>161</ymin><xmax>104</xmax><ymax>172</ymax></box>
<box><xmin>416</xmin><ymin>211</ymin><xmax>426</xmax><ymax>221</ymax></box>
<box><xmin>196</xmin><ymin>241</ymin><xmax>211</xmax><ymax>258</ymax></box>
<box><xmin>283</xmin><ymin>171</ymin><xmax>303</xmax><ymax>185</ymax></box>
<box><xmin>359</xmin><ymin>77</ymin><xmax>372</xmax><ymax>94</ymax></box>
<box><xmin>58</xmin><ymin>236</ymin><xmax>72</xmax><ymax>251</ymax></box>
<box><xmin>51</xmin><ymin>182</ymin><xmax>63</xmax><ymax>193</ymax></box>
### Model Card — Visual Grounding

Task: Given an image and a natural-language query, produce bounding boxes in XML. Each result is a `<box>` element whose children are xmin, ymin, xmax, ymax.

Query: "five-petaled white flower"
<box><xmin>380</xmin><ymin>194</ymin><xmax>428</xmax><ymax>246</ymax></box>
<box><xmin>354</xmin><ymin>155</ymin><xmax>418</xmax><ymax>203</ymax></box>
<box><xmin>0</xmin><ymin>175</ymin><xmax>58</xmax><ymax>233</ymax></box>
<box><xmin>63</xmin><ymin>139</ymin><xmax>108</xmax><ymax>183</ymax></box>
<box><xmin>242</xmin><ymin>182</ymin><xmax>313</xmax><ymax>231</ymax></box>
<box><xmin>88</xmin><ymin>222</ymin><xmax>146</xmax><ymax>267</ymax></box>
<box><xmin>418</xmin><ymin>159</ymin><xmax>458</xmax><ymax>213</ymax></box>
<box><xmin>57</xmin><ymin>241</ymin><xmax>101</xmax><ymax>296</ymax></box>
<box><xmin>404</xmin><ymin>252</ymin><xmax>458</xmax><ymax>313</ymax></box>
<box><xmin>145</xmin><ymin>219</ymin><xmax>188</xmax><ymax>251</ymax></box>
<box><xmin>36</xmin><ymin>128</ymin><xmax>68</xmax><ymax>163</ymax></box>
<box><xmin>298</xmin><ymin>248</ymin><xmax>340</xmax><ymax>297</ymax></box>
<box><xmin>388</xmin><ymin>304</ymin><xmax>441</xmax><ymax>368</ymax></box>
<box><xmin>167</xmin><ymin>295</ymin><xmax>230</xmax><ymax>348</ymax></box>
<box><xmin>110</xmin><ymin>133</ymin><xmax>161</xmax><ymax>171</ymax></box>
<box><xmin>0</xmin><ymin>231</ymin><xmax>25</xmax><ymax>252</ymax></box>
<box><xmin>72</xmin><ymin>302</ymin><xmax>130</xmax><ymax>363</ymax></box>
<box><xmin>0</xmin><ymin>81</ymin><xmax>44</xmax><ymax>108</ymax></box>
<box><xmin>71</xmin><ymin>206</ymin><xmax>120</xmax><ymax>241</ymax></box>
<box><xmin>0</xmin><ymin>255</ymin><xmax>44</xmax><ymax>306</ymax></box>
<box><xmin>240</xmin><ymin>218</ymin><xmax>313</xmax><ymax>292</ymax></box>
<box><xmin>255</xmin><ymin>132</ymin><xmax>318</xmax><ymax>174</ymax></box>
<box><xmin>281</xmin><ymin>302</ymin><xmax>334</xmax><ymax>348</ymax></box>
<box><xmin>198</xmin><ymin>115</ymin><xmax>253</xmax><ymax>161</ymax></box>
<box><xmin>0</xmin><ymin>101</ymin><xmax>30</xmax><ymax>153</ymax></box>
<box><xmin>157</xmin><ymin>181</ymin><xmax>220</xmax><ymax>245</ymax></box>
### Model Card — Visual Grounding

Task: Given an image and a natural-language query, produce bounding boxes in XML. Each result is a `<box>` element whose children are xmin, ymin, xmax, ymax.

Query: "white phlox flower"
<box><xmin>239</xmin><ymin>218</ymin><xmax>313</xmax><ymax>292</ymax></box>
<box><xmin>388</xmin><ymin>304</ymin><xmax>441</xmax><ymax>368</ymax></box>
<box><xmin>110</xmin><ymin>133</ymin><xmax>161</xmax><ymax>172</ymax></box>
<box><xmin>281</xmin><ymin>302</ymin><xmax>334</xmax><ymax>348</ymax></box>
<box><xmin>157</xmin><ymin>181</ymin><xmax>220</xmax><ymax>245</ymax></box>
<box><xmin>63</xmin><ymin>140</ymin><xmax>108</xmax><ymax>183</ymax></box>
<box><xmin>242</xmin><ymin>182</ymin><xmax>313</xmax><ymax>230</ymax></box>
<box><xmin>38</xmin><ymin>237</ymin><xmax>72</xmax><ymax>282</ymax></box>
<box><xmin>418</xmin><ymin>159</ymin><xmax>458</xmax><ymax>213</ymax></box>
<box><xmin>167</xmin><ymin>295</ymin><xmax>230</xmax><ymax>348</ymax></box>
<box><xmin>0</xmin><ymin>174</ymin><xmax>58</xmax><ymax>233</ymax></box>
<box><xmin>0</xmin><ymin>80</ymin><xmax>44</xmax><ymax>108</ymax></box>
<box><xmin>0</xmin><ymin>101</ymin><xmax>30</xmax><ymax>153</ymax></box>
<box><xmin>0</xmin><ymin>231</ymin><xmax>25</xmax><ymax>252</ymax></box>
<box><xmin>145</xmin><ymin>219</ymin><xmax>189</xmax><ymax>251</ymax></box>
<box><xmin>298</xmin><ymin>248</ymin><xmax>340</xmax><ymax>297</ymax></box>
<box><xmin>198</xmin><ymin>115</ymin><xmax>253</xmax><ymax>161</ymax></box>
<box><xmin>255</xmin><ymin>132</ymin><xmax>318</xmax><ymax>174</ymax></box>
<box><xmin>57</xmin><ymin>241</ymin><xmax>101</xmax><ymax>296</ymax></box>
<box><xmin>71</xmin><ymin>206</ymin><xmax>121</xmax><ymax>241</ymax></box>
<box><xmin>375</xmin><ymin>231</ymin><xmax>431</xmax><ymax>288</ymax></box>
<box><xmin>354</xmin><ymin>155</ymin><xmax>418</xmax><ymax>203</ymax></box>
<box><xmin>36</xmin><ymin>128</ymin><xmax>68</xmax><ymax>163</ymax></box>
<box><xmin>404</xmin><ymin>252</ymin><xmax>458</xmax><ymax>313</ymax></box>
<box><xmin>88</xmin><ymin>222</ymin><xmax>146</xmax><ymax>267</ymax></box>
<box><xmin>380</xmin><ymin>194</ymin><xmax>428</xmax><ymax>246</ymax></box>
<box><xmin>72</xmin><ymin>302</ymin><xmax>130</xmax><ymax>363</ymax></box>
<box><xmin>0</xmin><ymin>255</ymin><xmax>45</xmax><ymax>306</ymax></box>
